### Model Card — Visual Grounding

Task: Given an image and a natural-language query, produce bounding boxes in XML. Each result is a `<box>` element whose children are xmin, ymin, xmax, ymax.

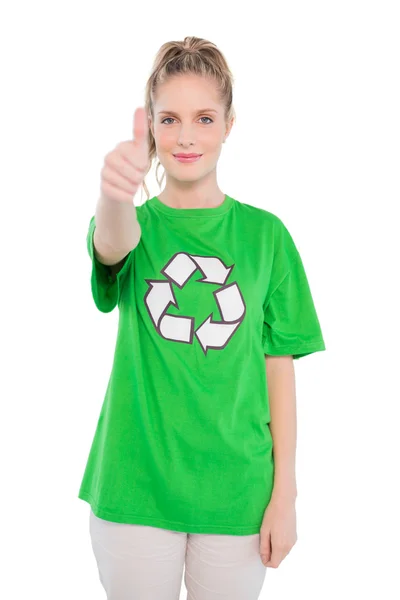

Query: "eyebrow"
<box><xmin>157</xmin><ymin>109</ymin><xmax>218</xmax><ymax>116</ymax></box>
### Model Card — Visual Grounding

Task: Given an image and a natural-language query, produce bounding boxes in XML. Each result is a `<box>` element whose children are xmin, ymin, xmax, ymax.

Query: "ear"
<box><xmin>224</xmin><ymin>116</ymin><xmax>235</xmax><ymax>141</ymax></box>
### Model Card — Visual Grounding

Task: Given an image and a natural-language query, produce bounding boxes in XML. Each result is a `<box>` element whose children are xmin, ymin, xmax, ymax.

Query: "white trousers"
<box><xmin>89</xmin><ymin>509</ymin><xmax>267</xmax><ymax>600</ymax></box>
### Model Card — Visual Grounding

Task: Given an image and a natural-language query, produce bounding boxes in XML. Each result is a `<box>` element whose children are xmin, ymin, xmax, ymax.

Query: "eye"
<box><xmin>199</xmin><ymin>116</ymin><xmax>213</xmax><ymax>124</ymax></box>
<box><xmin>160</xmin><ymin>116</ymin><xmax>214</xmax><ymax>125</ymax></box>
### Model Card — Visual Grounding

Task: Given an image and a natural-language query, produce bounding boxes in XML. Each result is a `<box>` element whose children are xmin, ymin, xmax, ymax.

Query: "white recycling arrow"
<box><xmin>145</xmin><ymin>281</ymin><xmax>177</xmax><ymax>327</ymax></box>
<box><xmin>162</xmin><ymin>252</ymin><xmax>233</xmax><ymax>287</ymax></box>
<box><xmin>190</xmin><ymin>255</ymin><xmax>233</xmax><ymax>285</ymax></box>
<box><xmin>159</xmin><ymin>314</ymin><xmax>193</xmax><ymax>343</ymax></box>
<box><xmin>215</xmin><ymin>282</ymin><xmax>245</xmax><ymax>322</ymax></box>
<box><xmin>195</xmin><ymin>317</ymin><xmax>241</xmax><ymax>352</ymax></box>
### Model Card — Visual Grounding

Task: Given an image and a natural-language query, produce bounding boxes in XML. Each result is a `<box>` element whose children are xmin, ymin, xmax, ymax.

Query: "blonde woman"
<box><xmin>79</xmin><ymin>36</ymin><xmax>326</xmax><ymax>600</ymax></box>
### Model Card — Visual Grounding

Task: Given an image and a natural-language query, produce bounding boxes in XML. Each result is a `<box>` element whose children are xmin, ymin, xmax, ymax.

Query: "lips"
<box><xmin>173</xmin><ymin>154</ymin><xmax>203</xmax><ymax>163</ymax></box>
<box><xmin>173</xmin><ymin>154</ymin><xmax>202</xmax><ymax>158</ymax></box>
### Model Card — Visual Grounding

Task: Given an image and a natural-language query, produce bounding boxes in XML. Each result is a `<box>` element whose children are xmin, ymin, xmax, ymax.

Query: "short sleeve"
<box><xmin>262</xmin><ymin>219</ymin><xmax>326</xmax><ymax>360</ymax></box>
<box><xmin>87</xmin><ymin>216</ymin><xmax>134</xmax><ymax>313</ymax></box>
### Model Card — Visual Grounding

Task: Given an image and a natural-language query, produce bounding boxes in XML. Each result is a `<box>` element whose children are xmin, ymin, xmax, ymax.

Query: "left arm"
<box><xmin>265</xmin><ymin>355</ymin><xmax>298</xmax><ymax>501</ymax></box>
<box><xmin>260</xmin><ymin>354</ymin><xmax>298</xmax><ymax>567</ymax></box>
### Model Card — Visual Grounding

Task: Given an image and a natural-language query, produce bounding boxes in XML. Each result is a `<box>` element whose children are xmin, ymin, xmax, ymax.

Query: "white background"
<box><xmin>2</xmin><ymin>0</ymin><xmax>399</xmax><ymax>598</ymax></box>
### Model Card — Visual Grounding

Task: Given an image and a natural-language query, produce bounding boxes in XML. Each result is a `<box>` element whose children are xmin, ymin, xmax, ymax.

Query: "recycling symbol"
<box><xmin>144</xmin><ymin>252</ymin><xmax>246</xmax><ymax>355</ymax></box>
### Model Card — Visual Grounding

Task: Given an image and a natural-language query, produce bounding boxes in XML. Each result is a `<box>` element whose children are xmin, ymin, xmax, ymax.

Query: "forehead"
<box><xmin>154</xmin><ymin>74</ymin><xmax>221</xmax><ymax>112</ymax></box>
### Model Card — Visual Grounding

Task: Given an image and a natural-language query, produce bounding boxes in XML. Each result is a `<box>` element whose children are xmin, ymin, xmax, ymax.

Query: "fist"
<box><xmin>100</xmin><ymin>107</ymin><xmax>150</xmax><ymax>204</ymax></box>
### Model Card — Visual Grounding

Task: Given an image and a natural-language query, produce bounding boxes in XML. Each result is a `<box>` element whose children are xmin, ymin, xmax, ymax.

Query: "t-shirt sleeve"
<box><xmin>262</xmin><ymin>218</ymin><xmax>326</xmax><ymax>360</ymax></box>
<box><xmin>87</xmin><ymin>215</ymin><xmax>135</xmax><ymax>313</ymax></box>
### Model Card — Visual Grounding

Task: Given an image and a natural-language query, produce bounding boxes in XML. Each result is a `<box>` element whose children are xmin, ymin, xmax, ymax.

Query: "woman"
<box><xmin>79</xmin><ymin>36</ymin><xmax>326</xmax><ymax>600</ymax></box>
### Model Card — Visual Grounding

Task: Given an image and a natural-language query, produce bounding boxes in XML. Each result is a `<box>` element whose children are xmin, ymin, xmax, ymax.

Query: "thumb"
<box><xmin>260</xmin><ymin>529</ymin><xmax>271</xmax><ymax>564</ymax></box>
<box><xmin>133</xmin><ymin>107</ymin><xmax>149</xmax><ymax>150</ymax></box>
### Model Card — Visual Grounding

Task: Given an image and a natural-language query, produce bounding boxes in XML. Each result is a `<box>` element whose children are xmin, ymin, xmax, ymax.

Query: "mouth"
<box><xmin>173</xmin><ymin>154</ymin><xmax>203</xmax><ymax>163</ymax></box>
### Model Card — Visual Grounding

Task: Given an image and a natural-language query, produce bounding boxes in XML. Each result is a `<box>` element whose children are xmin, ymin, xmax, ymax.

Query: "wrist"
<box><xmin>271</xmin><ymin>483</ymin><xmax>297</xmax><ymax>502</ymax></box>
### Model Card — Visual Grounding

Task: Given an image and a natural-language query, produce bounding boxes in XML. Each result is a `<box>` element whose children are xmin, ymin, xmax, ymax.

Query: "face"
<box><xmin>149</xmin><ymin>74</ymin><xmax>233</xmax><ymax>183</ymax></box>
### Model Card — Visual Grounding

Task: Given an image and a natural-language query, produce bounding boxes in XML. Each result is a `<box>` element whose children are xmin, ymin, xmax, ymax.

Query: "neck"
<box><xmin>157</xmin><ymin>176</ymin><xmax>225</xmax><ymax>209</ymax></box>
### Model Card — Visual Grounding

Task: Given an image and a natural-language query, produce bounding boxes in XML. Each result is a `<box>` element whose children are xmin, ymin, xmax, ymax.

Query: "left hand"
<box><xmin>259</xmin><ymin>495</ymin><xmax>298</xmax><ymax>568</ymax></box>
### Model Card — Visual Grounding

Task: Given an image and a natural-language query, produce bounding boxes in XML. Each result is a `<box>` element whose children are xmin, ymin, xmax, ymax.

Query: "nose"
<box><xmin>177</xmin><ymin>124</ymin><xmax>196</xmax><ymax>147</ymax></box>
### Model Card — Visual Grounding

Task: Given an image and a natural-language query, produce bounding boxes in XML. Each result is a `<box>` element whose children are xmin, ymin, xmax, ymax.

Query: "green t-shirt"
<box><xmin>78</xmin><ymin>194</ymin><xmax>326</xmax><ymax>535</ymax></box>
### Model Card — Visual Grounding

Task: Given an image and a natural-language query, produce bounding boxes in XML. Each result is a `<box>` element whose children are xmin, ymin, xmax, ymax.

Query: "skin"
<box><xmin>260</xmin><ymin>355</ymin><xmax>298</xmax><ymax>567</ymax></box>
<box><xmin>149</xmin><ymin>73</ymin><xmax>298</xmax><ymax>568</ymax></box>
<box><xmin>148</xmin><ymin>73</ymin><xmax>234</xmax><ymax>209</ymax></box>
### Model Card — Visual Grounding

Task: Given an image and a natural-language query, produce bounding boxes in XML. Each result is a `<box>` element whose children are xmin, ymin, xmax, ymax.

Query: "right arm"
<box><xmin>93</xmin><ymin>193</ymin><xmax>142</xmax><ymax>271</ymax></box>
<box><xmin>92</xmin><ymin>106</ymin><xmax>149</xmax><ymax>274</ymax></box>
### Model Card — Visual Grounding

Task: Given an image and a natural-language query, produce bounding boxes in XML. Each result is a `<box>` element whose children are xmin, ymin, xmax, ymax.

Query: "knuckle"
<box><xmin>100</xmin><ymin>164</ymin><xmax>110</xmax><ymax>179</ymax></box>
<box><xmin>104</xmin><ymin>152</ymin><xmax>115</xmax><ymax>166</ymax></box>
<box><xmin>115</xmin><ymin>140</ymin><xmax>128</xmax><ymax>151</ymax></box>
<box><xmin>103</xmin><ymin>143</ymin><xmax>147</xmax><ymax>182</ymax></box>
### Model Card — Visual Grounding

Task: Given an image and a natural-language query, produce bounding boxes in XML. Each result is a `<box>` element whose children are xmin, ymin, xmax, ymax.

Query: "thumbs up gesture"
<box><xmin>100</xmin><ymin>107</ymin><xmax>150</xmax><ymax>204</ymax></box>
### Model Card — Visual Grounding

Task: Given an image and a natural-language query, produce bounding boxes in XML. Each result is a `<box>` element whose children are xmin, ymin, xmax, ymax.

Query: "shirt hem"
<box><xmin>78</xmin><ymin>490</ymin><xmax>262</xmax><ymax>536</ymax></box>
<box><xmin>262</xmin><ymin>340</ymin><xmax>326</xmax><ymax>355</ymax></box>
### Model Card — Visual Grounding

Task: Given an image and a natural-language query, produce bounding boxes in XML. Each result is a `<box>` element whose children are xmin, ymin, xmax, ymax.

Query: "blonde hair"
<box><xmin>141</xmin><ymin>36</ymin><xmax>236</xmax><ymax>201</ymax></box>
